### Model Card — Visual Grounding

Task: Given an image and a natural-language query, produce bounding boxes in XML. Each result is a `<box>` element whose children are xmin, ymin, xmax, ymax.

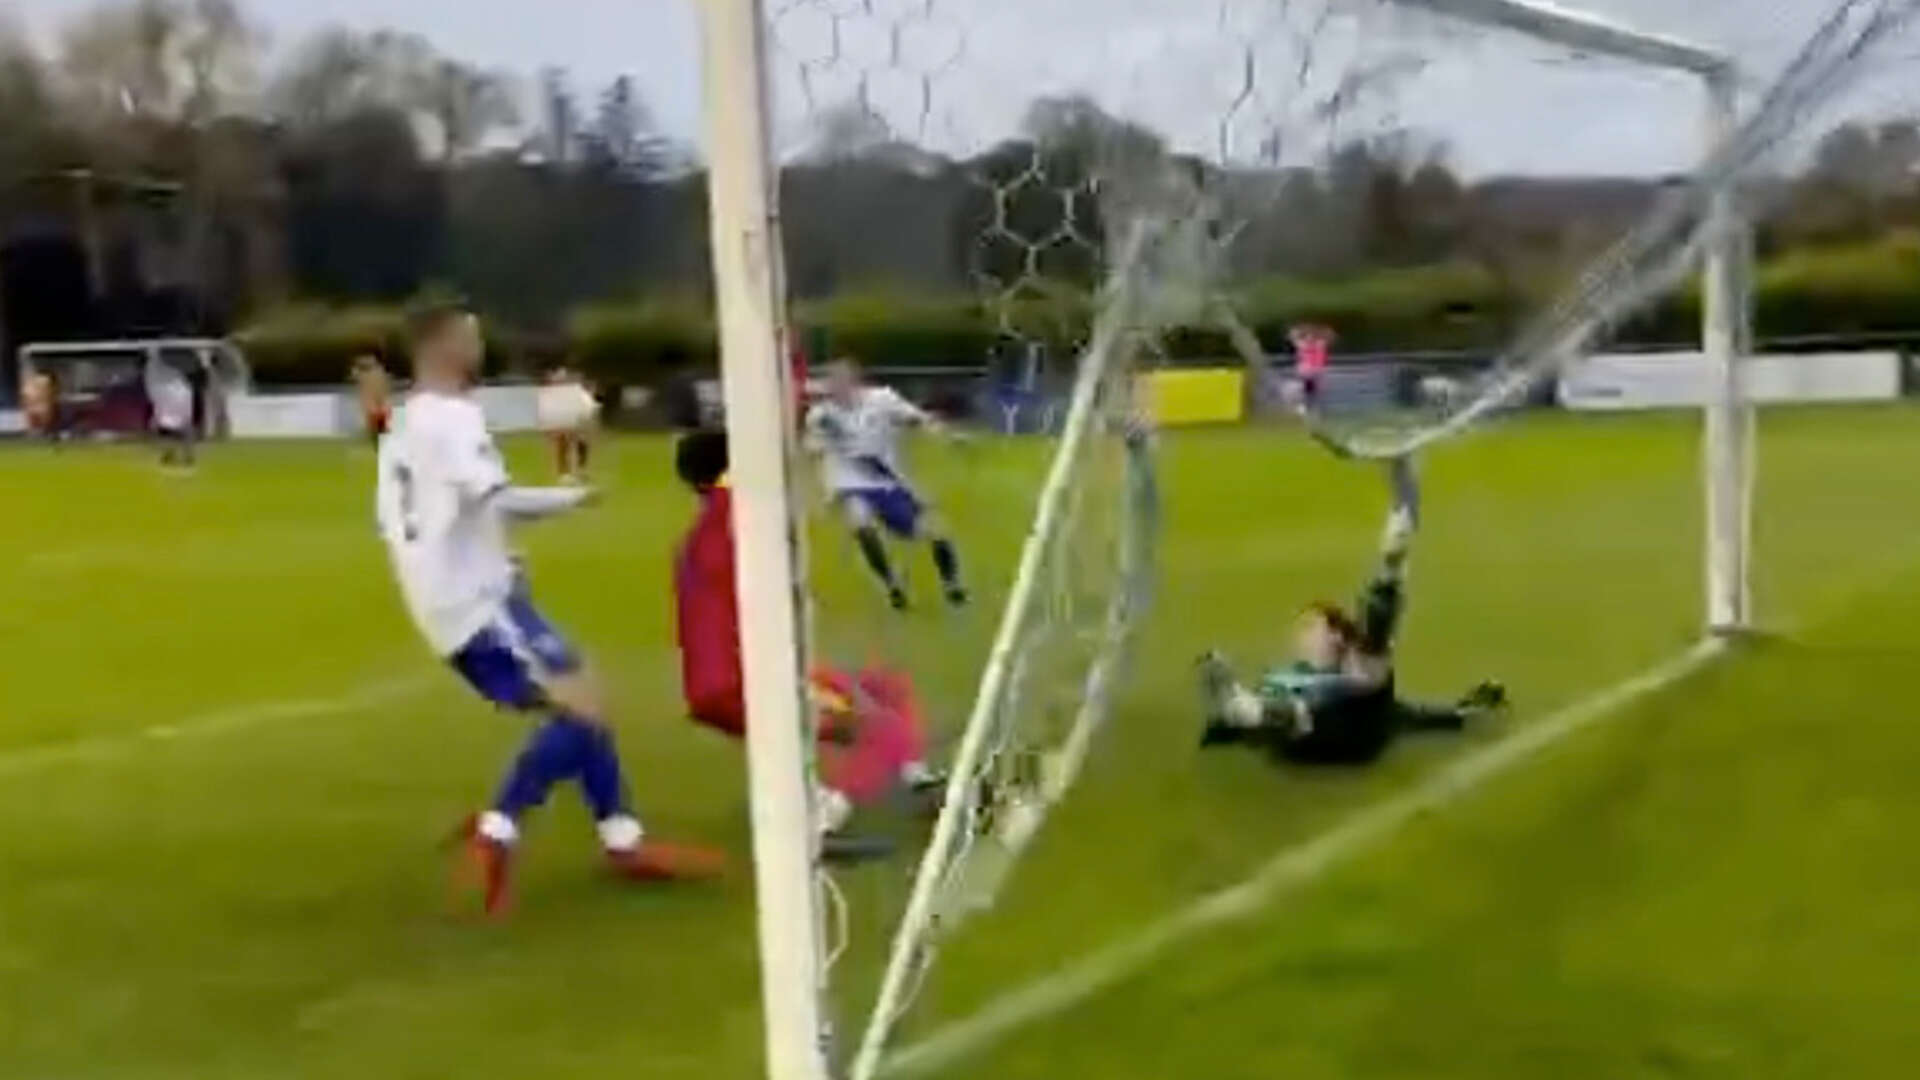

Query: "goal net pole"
<box><xmin>697</xmin><ymin>2</ymin><xmax>834</xmax><ymax>1079</ymax></box>
<box><xmin>847</xmin><ymin>221</ymin><xmax>1155</xmax><ymax>1080</ymax></box>
<box><xmin>1392</xmin><ymin>0</ymin><xmax>1752</xmax><ymax>637</ymax></box>
<box><xmin>1703</xmin><ymin>68</ymin><xmax>1756</xmax><ymax>634</ymax></box>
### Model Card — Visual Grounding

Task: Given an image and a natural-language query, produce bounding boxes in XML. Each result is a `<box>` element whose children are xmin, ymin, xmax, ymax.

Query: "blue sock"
<box><xmin>493</xmin><ymin>717</ymin><xmax>593</xmax><ymax>818</ymax></box>
<box><xmin>574</xmin><ymin>719</ymin><xmax>631</xmax><ymax>822</ymax></box>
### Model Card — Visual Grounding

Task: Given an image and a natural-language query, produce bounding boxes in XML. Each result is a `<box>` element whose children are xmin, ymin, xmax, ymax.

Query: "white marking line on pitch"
<box><xmin>0</xmin><ymin>674</ymin><xmax>438</xmax><ymax>777</ymax></box>
<box><xmin>882</xmin><ymin>638</ymin><xmax>1729</xmax><ymax>1078</ymax></box>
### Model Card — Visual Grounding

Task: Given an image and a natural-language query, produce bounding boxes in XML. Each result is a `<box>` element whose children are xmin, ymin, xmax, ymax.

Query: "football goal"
<box><xmin>693</xmin><ymin>2</ymin><xmax>1920</xmax><ymax>1076</ymax></box>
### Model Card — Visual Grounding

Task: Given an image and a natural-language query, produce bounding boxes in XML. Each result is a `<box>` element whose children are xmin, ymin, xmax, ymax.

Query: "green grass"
<box><xmin>3</xmin><ymin>409</ymin><xmax>1918</xmax><ymax>1079</ymax></box>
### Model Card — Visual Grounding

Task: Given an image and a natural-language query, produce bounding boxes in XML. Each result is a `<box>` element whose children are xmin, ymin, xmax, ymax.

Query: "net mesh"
<box><xmin>747</xmin><ymin>0</ymin><xmax>1920</xmax><ymax>1072</ymax></box>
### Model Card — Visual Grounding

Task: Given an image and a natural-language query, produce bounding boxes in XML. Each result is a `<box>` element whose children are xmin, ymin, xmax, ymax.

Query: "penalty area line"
<box><xmin>882</xmin><ymin>638</ymin><xmax>1729</xmax><ymax>1078</ymax></box>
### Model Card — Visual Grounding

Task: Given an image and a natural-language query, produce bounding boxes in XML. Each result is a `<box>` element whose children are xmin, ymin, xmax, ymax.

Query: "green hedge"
<box><xmin>567</xmin><ymin>298</ymin><xmax>716</xmax><ymax>384</ymax></box>
<box><xmin>236</xmin><ymin>303</ymin><xmax>409</xmax><ymax>385</ymax></box>
<box><xmin>1754</xmin><ymin>231</ymin><xmax>1920</xmax><ymax>338</ymax></box>
<box><xmin>236</xmin><ymin>239</ymin><xmax>1920</xmax><ymax>386</ymax></box>
<box><xmin>796</xmin><ymin>291</ymin><xmax>1002</xmax><ymax>366</ymax></box>
<box><xmin>236</xmin><ymin>301</ymin><xmax>529</xmax><ymax>384</ymax></box>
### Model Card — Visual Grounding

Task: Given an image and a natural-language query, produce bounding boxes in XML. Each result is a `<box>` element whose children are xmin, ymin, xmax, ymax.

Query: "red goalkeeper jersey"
<box><xmin>676</xmin><ymin>484</ymin><xmax>746</xmax><ymax>735</ymax></box>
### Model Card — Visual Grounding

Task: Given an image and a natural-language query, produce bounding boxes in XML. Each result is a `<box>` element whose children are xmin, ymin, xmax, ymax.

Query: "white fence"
<box><xmin>224</xmin><ymin>384</ymin><xmax>548</xmax><ymax>439</ymax></box>
<box><xmin>1559</xmin><ymin>351</ymin><xmax>1903</xmax><ymax>411</ymax></box>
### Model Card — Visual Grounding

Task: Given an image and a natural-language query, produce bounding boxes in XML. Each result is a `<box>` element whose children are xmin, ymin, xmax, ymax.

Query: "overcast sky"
<box><xmin>5</xmin><ymin>0</ymin><xmax>1903</xmax><ymax>176</ymax></box>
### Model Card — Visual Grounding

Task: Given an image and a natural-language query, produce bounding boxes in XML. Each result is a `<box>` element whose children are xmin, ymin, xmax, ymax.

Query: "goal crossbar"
<box><xmin>1394</xmin><ymin>0</ymin><xmax>1733</xmax><ymax>76</ymax></box>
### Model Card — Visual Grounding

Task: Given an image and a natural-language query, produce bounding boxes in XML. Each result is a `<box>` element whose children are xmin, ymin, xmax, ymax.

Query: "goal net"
<box><xmin>699</xmin><ymin>1</ymin><xmax>1920</xmax><ymax>1076</ymax></box>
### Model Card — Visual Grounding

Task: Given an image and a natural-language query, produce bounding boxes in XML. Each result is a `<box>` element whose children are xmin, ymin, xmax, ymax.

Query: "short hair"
<box><xmin>405</xmin><ymin>300</ymin><xmax>473</xmax><ymax>349</ymax></box>
<box><xmin>675</xmin><ymin>428</ymin><xmax>729</xmax><ymax>490</ymax></box>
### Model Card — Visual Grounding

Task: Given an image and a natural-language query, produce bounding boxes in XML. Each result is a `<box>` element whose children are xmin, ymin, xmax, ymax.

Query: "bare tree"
<box><xmin>59</xmin><ymin>0</ymin><xmax>259</xmax><ymax>129</ymax></box>
<box><xmin>415</xmin><ymin>58</ymin><xmax>519</xmax><ymax>163</ymax></box>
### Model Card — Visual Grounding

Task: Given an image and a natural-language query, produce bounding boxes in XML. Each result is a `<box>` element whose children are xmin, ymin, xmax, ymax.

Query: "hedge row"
<box><xmin>236</xmin><ymin>237</ymin><xmax>1920</xmax><ymax>385</ymax></box>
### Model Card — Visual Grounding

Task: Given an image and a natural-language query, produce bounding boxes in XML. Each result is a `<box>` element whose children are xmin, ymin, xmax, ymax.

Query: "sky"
<box><xmin>4</xmin><ymin>0</ymin><xmax>1897</xmax><ymax>177</ymax></box>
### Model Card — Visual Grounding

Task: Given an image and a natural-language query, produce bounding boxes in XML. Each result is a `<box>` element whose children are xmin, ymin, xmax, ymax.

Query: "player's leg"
<box><xmin>1394</xmin><ymin>681</ymin><xmax>1508</xmax><ymax>734</ymax></box>
<box><xmin>572</xmin><ymin>425</ymin><xmax>593</xmax><ymax>479</ymax></box>
<box><xmin>917</xmin><ymin>505</ymin><xmax>968</xmax><ymax>608</ymax></box>
<box><xmin>840</xmin><ymin>491</ymin><xmax>908</xmax><ymax>610</ymax></box>
<box><xmin>1195</xmin><ymin>651</ymin><xmax>1304</xmax><ymax>748</ymax></box>
<box><xmin>1353</xmin><ymin>456</ymin><xmax>1420</xmax><ymax>654</ymax></box>
<box><xmin>498</xmin><ymin>586</ymin><xmax>725</xmax><ymax>883</ymax></box>
<box><xmin>452</xmin><ymin>607</ymin><xmax>719</xmax><ymax>913</ymax></box>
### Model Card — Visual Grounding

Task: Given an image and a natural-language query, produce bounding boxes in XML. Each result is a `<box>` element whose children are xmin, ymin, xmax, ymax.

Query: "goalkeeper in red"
<box><xmin>1197</xmin><ymin>458</ymin><xmax>1505</xmax><ymax>764</ymax></box>
<box><xmin>673</xmin><ymin>429</ymin><xmax>941</xmax><ymax>857</ymax></box>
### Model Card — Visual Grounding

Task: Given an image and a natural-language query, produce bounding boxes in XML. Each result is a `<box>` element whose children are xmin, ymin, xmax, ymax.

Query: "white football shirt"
<box><xmin>147</xmin><ymin>361</ymin><xmax>194</xmax><ymax>431</ymax></box>
<box><xmin>377</xmin><ymin>391</ymin><xmax>515</xmax><ymax>655</ymax></box>
<box><xmin>804</xmin><ymin>386</ymin><xmax>928</xmax><ymax>493</ymax></box>
<box><xmin>536</xmin><ymin>382</ymin><xmax>599</xmax><ymax>432</ymax></box>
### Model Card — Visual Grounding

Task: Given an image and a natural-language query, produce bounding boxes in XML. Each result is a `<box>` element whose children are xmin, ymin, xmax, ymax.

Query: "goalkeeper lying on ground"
<box><xmin>1198</xmin><ymin>457</ymin><xmax>1506</xmax><ymax>764</ymax></box>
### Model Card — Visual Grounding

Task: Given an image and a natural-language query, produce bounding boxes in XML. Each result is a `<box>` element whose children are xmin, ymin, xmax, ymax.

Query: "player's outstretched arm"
<box><xmin>491</xmin><ymin>485</ymin><xmax>597</xmax><ymax>521</ymax></box>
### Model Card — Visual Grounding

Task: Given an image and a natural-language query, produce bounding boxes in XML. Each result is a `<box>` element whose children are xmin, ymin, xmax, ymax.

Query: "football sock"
<box><xmin>575</xmin><ymin>719</ymin><xmax>632</xmax><ymax>822</ymax></box>
<box><xmin>478</xmin><ymin>809</ymin><xmax>519</xmax><ymax>845</ymax></box>
<box><xmin>854</xmin><ymin>526</ymin><xmax>901</xmax><ymax>591</ymax></box>
<box><xmin>493</xmin><ymin>717</ymin><xmax>591</xmax><ymax>818</ymax></box>
<box><xmin>596</xmin><ymin>813</ymin><xmax>643</xmax><ymax>854</ymax></box>
<box><xmin>931</xmin><ymin>538</ymin><xmax>963</xmax><ymax>591</ymax></box>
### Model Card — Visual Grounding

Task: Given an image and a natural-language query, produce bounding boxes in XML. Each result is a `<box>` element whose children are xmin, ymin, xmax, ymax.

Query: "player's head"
<box><xmin>825</xmin><ymin>357</ymin><xmax>862</xmax><ymax>402</ymax></box>
<box><xmin>1296</xmin><ymin>602</ymin><xmax>1359</xmax><ymax>668</ymax></box>
<box><xmin>675</xmin><ymin>427</ymin><xmax>729</xmax><ymax>492</ymax></box>
<box><xmin>407</xmin><ymin>301</ymin><xmax>483</xmax><ymax>386</ymax></box>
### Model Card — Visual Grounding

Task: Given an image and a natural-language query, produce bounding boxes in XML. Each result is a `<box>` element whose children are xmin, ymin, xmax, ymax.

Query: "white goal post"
<box><xmin>695</xmin><ymin>3</ymin><xmax>1751</xmax><ymax>1079</ymax></box>
<box><xmin>1369</xmin><ymin>0</ymin><xmax>1752</xmax><ymax>635</ymax></box>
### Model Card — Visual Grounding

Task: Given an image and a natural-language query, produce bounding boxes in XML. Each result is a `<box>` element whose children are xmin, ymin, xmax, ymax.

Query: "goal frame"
<box><xmin>695</xmin><ymin>2</ymin><xmax>1749</xmax><ymax>1078</ymax></box>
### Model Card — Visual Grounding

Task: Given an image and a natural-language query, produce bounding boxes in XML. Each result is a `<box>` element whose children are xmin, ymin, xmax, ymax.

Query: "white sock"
<box><xmin>478</xmin><ymin>810</ymin><xmax>519</xmax><ymax>846</ymax></box>
<box><xmin>899</xmin><ymin>760</ymin><xmax>938</xmax><ymax>785</ymax></box>
<box><xmin>817</xmin><ymin>787</ymin><xmax>853</xmax><ymax>836</ymax></box>
<box><xmin>1224</xmin><ymin>686</ymin><xmax>1265</xmax><ymax>728</ymax></box>
<box><xmin>597</xmin><ymin>814</ymin><xmax>644</xmax><ymax>854</ymax></box>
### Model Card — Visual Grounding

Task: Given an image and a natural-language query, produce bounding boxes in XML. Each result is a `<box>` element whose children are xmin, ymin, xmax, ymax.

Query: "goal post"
<box><xmin>697</xmin><ymin>3</ymin><xmax>834</xmax><ymax>1080</ymax></box>
<box><xmin>1398</xmin><ymin>0</ymin><xmax>1752</xmax><ymax>638</ymax></box>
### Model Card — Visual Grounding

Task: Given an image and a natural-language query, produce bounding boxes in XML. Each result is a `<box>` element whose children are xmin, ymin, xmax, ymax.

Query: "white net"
<box><xmin>738</xmin><ymin>0</ymin><xmax>1920</xmax><ymax>1073</ymax></box>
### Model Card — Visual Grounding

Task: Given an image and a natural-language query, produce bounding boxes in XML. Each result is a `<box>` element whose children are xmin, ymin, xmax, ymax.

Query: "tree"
<box><xmin>806</xmin><ymin>100</ymin><xmax>892</xmax><ymax>164</ymax></box>
<box><xmin>578</xmin><ymin>74</ymin><xmax>669</xmax><ymax>177</ymax></box>
<box><xmin>59</xmin><ymin>0</ymin><xmax>259</xmax><ymax>131</ymax></box>
<box><xmin>267</xmin><ymin>27</ymin><xmax>376</xmax><ymax>128</ymax></box>
<box><xmin>536</xmin><ymin>67</ymin><xmax>577</xmax><ymax>166</ymax></box>
<box><xmin>415</xmin><ymin>58</ymin><xmax>518</xmax><ymax>164</ymax></box>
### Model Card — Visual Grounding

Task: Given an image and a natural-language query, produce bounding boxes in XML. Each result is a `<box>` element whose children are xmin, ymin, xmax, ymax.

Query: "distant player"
<box><xmin>536</xmin><ymin>365</ymin><xmax>600</xmax><ymax>482</ymax></box>
<box><xmin>351</xmin><ymin>354</ymin><xmax>393</xmax><ymax>445</ymax></box>
<box><xmin>673</xmin><ymin>428</ymin><xmax>940</xmax><ymax>858</ymax></box>
<box><xmin>1289</xmin><ymin>323</ymin><xmax>1333</xmax><ymax>408</ymax></box>
<box><xmin>1197</xmin><ymin>458</ymin><xmax>1506</xmax><ymax>764</ymax></box>
<box><xmin>804</xmin><ymin>358</ymin><xmax>967</xmax><ymax>610</ymax></box>
<box><xmin>377</xmin><ymin>302</ymin><xmax>723</xmax><ymax>915</ymax></box>
<box><xmin>21</xmin><ymin>367</ymin><xmax>56</xmax><ymax>443</ymax></box>
<box><xmin>145</xmin><ymin>355</ymin><xmax>196</xmax><ymax>468</ymax></box>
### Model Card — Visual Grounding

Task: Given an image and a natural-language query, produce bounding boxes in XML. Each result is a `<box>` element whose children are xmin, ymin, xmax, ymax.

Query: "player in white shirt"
<box><xmin>145</xmin><ymin>355</ymin><xmax>196</xmax><ymax>468</ymax></box>
<box><xmin>535</xmin><ymin>365</ymin><xmax>600</xmax><ymax>482</ymax></box>
<box><xmin>804</xmin><ymin>357</ymin><xmax>968</xmax><ymax>610</ymax></box>
<box><xmin>377</xmin><ymin>303</ymin><xmax>722</xmax><ymax>915</ymax></box>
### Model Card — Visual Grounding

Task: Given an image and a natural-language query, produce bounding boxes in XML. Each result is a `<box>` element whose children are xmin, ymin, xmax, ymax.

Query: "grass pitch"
<box><xmin>3</xmin><ymin>408</ymin><xmax>1917</xmax><ymax>1079</ymax></box>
